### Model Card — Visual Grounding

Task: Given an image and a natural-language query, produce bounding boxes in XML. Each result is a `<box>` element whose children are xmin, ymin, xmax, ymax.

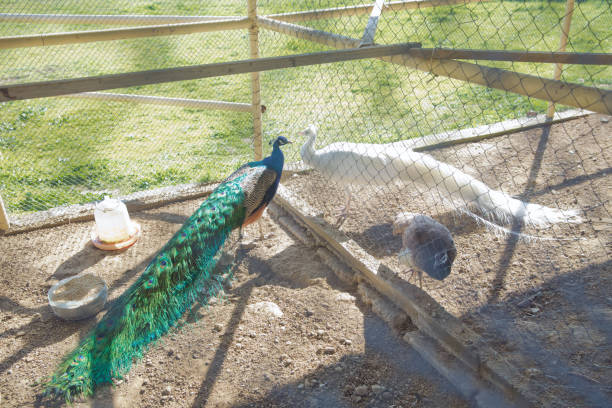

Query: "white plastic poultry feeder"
<box><xmin>91</xmin><ymin>196</ymin><xmax>141</xmax><ymax>250</ymax></box>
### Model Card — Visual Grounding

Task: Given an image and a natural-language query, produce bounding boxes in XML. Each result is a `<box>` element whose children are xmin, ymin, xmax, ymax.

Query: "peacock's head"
<box><xmin>298</xmin><ymin>124</ymin><xmax>317</xmax><ymax>138</ymax></box>
<box><xmin>270</xmin><ymin>136</ymin><xmax>292</xmax><ymax>147</ymax></box>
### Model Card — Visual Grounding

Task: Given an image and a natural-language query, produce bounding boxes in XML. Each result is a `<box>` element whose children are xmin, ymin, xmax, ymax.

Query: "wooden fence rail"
<box><xmin>61</xmin><ymin>92</ymin><xmax>254</xmax><ymax>112</ymax></box>
<box><xmin>0</xmin><ymin>18</ymin><xmax>250</xmax><ymax>49</ymax></box>
<box><xmin>257</xmin><ymin>16</ymin><xmax>612</xmax><ymax>116</ymax></box>
<box><xmin>0</xmin><ymin>43</ymin><xmax>421</xmax><ymax>102</ymax></box>
<box><xmin>0</xmin><ymin>13</ymin><xmax>239</xmax><ymax>25</ymax></box>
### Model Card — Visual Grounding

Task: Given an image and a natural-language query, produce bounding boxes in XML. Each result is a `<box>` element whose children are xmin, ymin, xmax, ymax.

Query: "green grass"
<box><xmin>0</xmin><ymin>0</ymin><xmax>610</xmax><ymax>213</ymax></box>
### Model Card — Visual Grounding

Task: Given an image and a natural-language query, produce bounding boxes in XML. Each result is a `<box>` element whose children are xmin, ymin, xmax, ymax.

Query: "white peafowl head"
<box><xmin>298</xmin><ymin>124</ymin><xmax>317</xmax><ymax>138</ymax></box>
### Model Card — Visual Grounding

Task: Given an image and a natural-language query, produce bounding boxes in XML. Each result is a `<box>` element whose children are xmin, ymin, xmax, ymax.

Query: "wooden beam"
<box><xmin>407</xmin><ymin>109</ymin><xmax>591</xmax><ymax>151</ymax></box>
<box><xmin>0</xmin><ymin>13</ymin><xmax>239</xmax><ymax>25</ymax></box>
<box><xmin>248</xmin><ymin>0</ymin><xmax>264</xmax><ymax>161</ymax></box>
<box><xmin>61</xmin><ymin>92</ymin><xmax>253</xmax><ymax>112</ymax></box>
<box><xmin>6</xmin><ymin>183</ymin><xmax>217</xmax><ymax>235</ymax></box>
<box><xmin>0</xmin><ymin>43</ymin><xmax>421</xmax><ymax>102</ymax></box>
<box><xmin>273</xmin><ymin>184</ymin><xmax>534</xmax><ymax>406</ymax></box>
<box><xmin>258</xmin><ymin>17</ymin><xmax>612</xmax><ymax>115</ymax></box>
<box><xmin>410</xmin><ymin>48</ymin><xmax>612</xmax><ymax>65</ymax></box>
<box><xmin>0</xmin><ymin>18</ymin><xmax>250</xmax><ymax>49</ymax></box>
<box><xmin>0</xmin><ymin>193</ymin><xmax>9</xmax><ymax>231</ymax></box>
<box><xmin>269</xmin><ymin>0</ymin><xmax>485</xmax><ymax>22</ymax></box>
<box><xmin>360</xmin><ymin>0</ymin><xmax>385</xmax><ymax>47</ymax></box>
<box><xmin>548</xmin><ymin>0</ymin><xmax>576</xmax><ymax>118</ymax></box>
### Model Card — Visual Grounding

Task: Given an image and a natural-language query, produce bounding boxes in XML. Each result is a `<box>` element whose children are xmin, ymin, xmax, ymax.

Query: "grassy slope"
<box><xmin>0</xmin><ymin>0</ymin><xmax>610</xmax><ymax>212</ymax></box>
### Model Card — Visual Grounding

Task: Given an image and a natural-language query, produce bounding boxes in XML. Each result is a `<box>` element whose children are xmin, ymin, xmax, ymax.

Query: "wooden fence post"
<box><xmin>0</xmin><ymin>193</ymin><xmax>9</xmax><ymax>231</ymax></box>
<box><xmin>248</xmin><ymin>0</ymin><xmax>264</xmax><ymax>160</ymax></box>
<box><xmin>547</xmin><ymin>0</ymin><xmax>575</xmax><ymax>119</ymax></box>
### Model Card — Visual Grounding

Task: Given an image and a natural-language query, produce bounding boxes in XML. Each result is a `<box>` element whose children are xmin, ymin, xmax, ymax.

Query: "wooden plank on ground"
<box><xmin>0</xmin><ymin>43</ymin><xmax>420</xmax><ymax>102</ymax></box>
<box><xmin>274</xmin><ymin>184</ymin><xmax>535</xmax><ymax>407</ymax></box>
<box><xmin>407</xmin><ymin>109</ymin><xmax>591</xmax><ymax>150</ymax></box>
<box><xmin>5</xmin><ymin>183</ymin><xmax>218</xmax><ymax>235</ymax></box>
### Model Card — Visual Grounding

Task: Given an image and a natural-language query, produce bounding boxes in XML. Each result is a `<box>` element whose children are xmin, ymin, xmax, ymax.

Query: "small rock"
<box><xmin>354</xmin><ymin>385</ymin><xmax>369</xmax><ymax>396</ymax></box>
<box><xmin>336</xmin><ymin>292</ymin><xmax>356</xmax><ymax>302</ymax></box>
<box><xmin>316</xmin><ymin>329</ymin><xmax>325</xmax><ymax>338</ymax></box>
<box><xmin>341</xmin><ymin>338</ymin><xmax>352</xmax><ymax>346</ymax></box>
<box><xmin>248</xmin><ymin>301</ymin><xmax>283</xmax><ymax>318</ymax></box>
<box><xmin>145</xmin><ymin>359</ymin><xmax>153</xmax><ymax>367</ymax></box>
<box><xmin>283</xmin><ymin>359</ymin><xmax>293</xmax><ymax>367</ymax></box>
<box><xmin>529</xmin><ymin>307</ymin><xmax>540</xmax><ymax>314</ymax></box>
<box><xmin>525</xmin><ymin>367</ymin><xmax>542</xmax><ymax>377</ymax></box>
<box><xmin>382</xmin><ymin>391</ymin><xmax>393</xmax><ymax>401</ymax></box>
<box><xmin>334</xmin><ymin>366</ymin><xmax>343</xmax><ymax>372</ymax></box>
<box><xmin>297</xmin><ymin>383</ymin><xmax>304</xmax><ymax>389</ymax></box>
<box><xmin>274</xmin><ymin>337</ymin><xmax>279</xmax><ymax>344</ymax></box>
<box><xmin>235</xmin><ymin>343</ymin><xmax>243</xmax><ymax>349</ymax></box>
<box><xmin>304</xmin><ymin>309</ymin><xmax>314</xmax><ymax>317</ymax></box>
<box><xmin>372</xmin><ymin>384</ymin><xmax>385</xmax><ymax>394</ymax></box>
<box><xmin>213</xmin><ymin>323</ymin><xmax>223</xmax><ymax>332</ymax></box>
<box><xmin>601</xmin><ymin>117</ymin><xmax>610</xmax><ymax>123</ymax></box>
<box><xmin>263</xmin><ymin>372</ymin><xmax>272</xmax><ymax>381</ymax></box>
<box><xmin>174</xmin><ymin>354</ymin><xmax>181</xmax><ymax>360</ymax></box>
<box><xmin>142</xmin><ymin>379</ymin><xmax>149</xmax><ymax>386</ymax></box>
<box><xmin>249</xmin><ymin>331</ymin><xmax>257</xmax><ymax>338</ymax></box>
<box><xmin>241</xmin><ymin>240</ymin><xmax>257</xmax><ymax>250</ymax></box>
<box><xmin>7</xmin><ymin>369</ymin><xmax>12</xmax><ymax>374</ymax></box>
<box><xmin>162</xmin><ymin>386</ymin><xmax>172</xmax><ymax>396</ymax></box>
<box><xmin>322</xmin><ymin>346</ymin><xmax>336</xmax><ymax>355</ymax></box>
<box><xmin>24</xmin><ymin>356</ymin><xmax>32</xmax><ymax>363</ymax></box>
<box><xmin>15</xmin><ymin>331</ymin><xmax>26</xmax><ymax>337</ymax></box>
<box><xmin>351</xmin><ymin>395</ymin><xmax>362</xmax><ymax>403</ymax></box>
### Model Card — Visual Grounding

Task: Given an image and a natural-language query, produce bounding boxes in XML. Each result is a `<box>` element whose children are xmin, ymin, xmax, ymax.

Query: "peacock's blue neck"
<box><xmin>261</xmin><ymin>142</ymin><xmax>285</xmax><ymax>174</ymax></box>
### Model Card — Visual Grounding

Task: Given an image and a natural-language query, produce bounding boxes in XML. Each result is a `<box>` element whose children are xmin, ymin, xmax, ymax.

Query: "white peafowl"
<box><xmin>392</xmin><ymin>212</ymin><xmax>456</xmax><ymax>288</ymax></box>
<box><xmin>299</xmin><ymin>124</ymin><xmax>582</xmax><ymax>228</ymax></box>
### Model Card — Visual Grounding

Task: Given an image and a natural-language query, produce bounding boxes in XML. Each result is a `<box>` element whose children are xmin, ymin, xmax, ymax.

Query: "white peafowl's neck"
<box><xmin>300</xmin><ymin>130</ymin><xmax>317</xmax><ymax>164</ymax></box>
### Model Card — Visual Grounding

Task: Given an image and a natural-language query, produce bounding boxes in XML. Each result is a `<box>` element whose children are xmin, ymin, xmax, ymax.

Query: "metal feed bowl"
<box><xmin>48</xmin><ymin>274</ymin><xmax>108</xmax><ymax>320</ymax></box>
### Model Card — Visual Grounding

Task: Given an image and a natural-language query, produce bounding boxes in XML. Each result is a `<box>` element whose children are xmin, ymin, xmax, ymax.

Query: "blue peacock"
<box><xmin>43</xmin><ymin>136</ymin><xmax>292</xmax><ymax>402</ymax></box>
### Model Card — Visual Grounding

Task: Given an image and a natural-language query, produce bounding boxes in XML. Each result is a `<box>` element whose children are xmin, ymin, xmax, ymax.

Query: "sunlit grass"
<box><xmin>0</xmin><ymin>0</ymin><xmax>609</xmax><ymax>213</ymax></box>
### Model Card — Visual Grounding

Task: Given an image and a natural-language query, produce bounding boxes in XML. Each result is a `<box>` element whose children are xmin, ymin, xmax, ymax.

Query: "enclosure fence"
<box><xmin>0</xmin><ymin>0</ymin><xmax>611</xmax><ymax>406</ymax></box>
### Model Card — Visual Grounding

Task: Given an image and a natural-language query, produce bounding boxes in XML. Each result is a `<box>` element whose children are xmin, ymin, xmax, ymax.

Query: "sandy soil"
<box><xmin>0</xmin><ymin>199</ymin><xmax>468</xmax><ymax>407</ymax></box>
<box><xmin>283</xmin><ymin>114</ymin><xmax>612</xmax><ymax>407</ymax></box>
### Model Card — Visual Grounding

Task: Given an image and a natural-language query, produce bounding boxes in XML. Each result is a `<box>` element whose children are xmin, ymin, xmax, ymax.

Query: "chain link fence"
<box><xmin>0</xmin><ymin>0</ymin><xmax>611</xmax><ymax>405</ymax></box>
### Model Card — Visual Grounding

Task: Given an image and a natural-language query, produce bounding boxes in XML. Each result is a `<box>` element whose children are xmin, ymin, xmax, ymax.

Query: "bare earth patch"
<box><xmin>0</xmin><ymin>200</ymin><xmax>467</xmax><ymax>407</ymax></box>
<box><xmin>283</xmin><ymin>115</ymin><xmax>611</xmax><ymax>407</ymax></box>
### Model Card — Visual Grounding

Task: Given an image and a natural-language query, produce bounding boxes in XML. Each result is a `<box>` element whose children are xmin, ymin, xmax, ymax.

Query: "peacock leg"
<box><xmin>257</xmin><ymin>220</ymin><xmax>265</xmax><ymax>240</ymax></box>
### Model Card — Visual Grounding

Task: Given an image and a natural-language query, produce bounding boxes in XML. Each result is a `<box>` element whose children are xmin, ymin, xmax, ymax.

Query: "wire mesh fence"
<box><xmin>0</xmin><ymin>0</ymin><xmax>611</xmax><ymax>405</ymax></box>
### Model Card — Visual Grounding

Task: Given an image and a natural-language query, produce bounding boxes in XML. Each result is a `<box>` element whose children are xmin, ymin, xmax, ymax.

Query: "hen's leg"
<box><xmin>335</xmin><ymin>189</ymin><xmax>353</xmax><ymax>227</ymax></box>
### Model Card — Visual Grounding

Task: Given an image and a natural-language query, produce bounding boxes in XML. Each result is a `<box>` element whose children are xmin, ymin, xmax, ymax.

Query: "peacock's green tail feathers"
<box><xmin>43</xmin><ymin>178</ymin><xmax>248</xmax><ymax>402</ymax></box>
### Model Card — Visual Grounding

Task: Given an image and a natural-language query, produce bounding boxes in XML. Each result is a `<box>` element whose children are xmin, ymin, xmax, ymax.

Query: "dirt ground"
<box><xmin>0</xmin><ymin>198</ymin><xmax>469</xmax><ymax>407</ymax></box>
<box><xmin>283</xmin><ymin>114</ymin><xmax>612</xmax><ymax>407</ymax></box>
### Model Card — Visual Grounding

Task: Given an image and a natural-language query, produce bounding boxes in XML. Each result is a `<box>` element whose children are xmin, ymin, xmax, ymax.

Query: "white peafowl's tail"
<box><xmin>388</xmin><ymin>148</ymin><xmax>583</xmax><ymax>228</ymax></box>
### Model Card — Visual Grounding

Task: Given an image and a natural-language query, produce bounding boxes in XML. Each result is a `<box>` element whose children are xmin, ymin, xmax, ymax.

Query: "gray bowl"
<box><xmin>48</xmin><ymin>274</ymin><xmax>108</xmax><ymax>320</ymax></box>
